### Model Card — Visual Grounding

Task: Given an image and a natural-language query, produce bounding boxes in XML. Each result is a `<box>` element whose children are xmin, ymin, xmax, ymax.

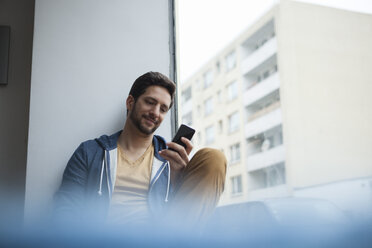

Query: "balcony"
<box><xmin>241</xmin><ymin>37</ymin><xmax>277</xmax><ymax>75</ymax></box>
<box><xmin>246</xmin><ymin>144</ymin><xmax>285</xmax><ymax>172</ymax></box>
<box><xmin>244</xmin><ymin>73</ymin><xmax>280</xmax><ymax>107</ymax></box>
<box><xmin>247</xmin><ymin>101</ymin><xmax>280</xmax><ymax>122</ymax></box>
<box><xmin>245</xmin><ymin>108</ymin><xmax>282</xmax><ymax>138</ymax></box>
<box><xmin>182</xmin><ymin>99</ymin><xmax>192</xmax><ymax>114</ymax></box>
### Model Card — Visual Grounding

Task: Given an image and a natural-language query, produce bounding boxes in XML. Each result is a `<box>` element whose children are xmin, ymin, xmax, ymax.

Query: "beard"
<box><xmin>129</xmin><ymin>102</ymin><xmax>160</xmax><ymax>135</ymax></box>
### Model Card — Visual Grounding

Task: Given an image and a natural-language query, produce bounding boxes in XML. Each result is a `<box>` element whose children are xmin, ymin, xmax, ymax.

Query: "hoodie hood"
<box><xmin>95</xmin><ymin>130</ymin><xmax>122</xmax><ymax>150</ymax></box>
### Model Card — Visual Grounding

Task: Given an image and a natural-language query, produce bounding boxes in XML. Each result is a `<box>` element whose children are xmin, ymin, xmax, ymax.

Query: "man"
<box><xmin>54</xmin><ymin>72</ymin><xmax>226</xmax><ymax>226</ymax></box>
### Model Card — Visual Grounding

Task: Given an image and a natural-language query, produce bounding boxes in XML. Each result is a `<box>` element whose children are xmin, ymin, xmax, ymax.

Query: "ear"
<box><xmin>126</xmin><ymin>95</ymin><xmax>135</xmax><ymax>112</ymax></box>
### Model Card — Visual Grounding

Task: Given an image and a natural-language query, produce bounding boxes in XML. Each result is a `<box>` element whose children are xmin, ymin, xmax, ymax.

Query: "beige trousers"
<box><xmin>167</xmin><ymin>148</ymin><xmax>227</xmax><ymax>226</ymax></box>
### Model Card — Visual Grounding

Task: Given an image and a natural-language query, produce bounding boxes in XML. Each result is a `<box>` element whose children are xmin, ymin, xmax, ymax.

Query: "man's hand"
<box><xmin>158</xmin><ymin>137</ymin><xmax>193</xmax><ymax>185</ymax></box>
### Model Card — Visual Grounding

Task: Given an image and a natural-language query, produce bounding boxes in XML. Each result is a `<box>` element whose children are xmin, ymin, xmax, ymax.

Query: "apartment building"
<box><xmin>178</xmin><ymin>1</ymin><xmax>372</xmax><ymax>216</ymax></box>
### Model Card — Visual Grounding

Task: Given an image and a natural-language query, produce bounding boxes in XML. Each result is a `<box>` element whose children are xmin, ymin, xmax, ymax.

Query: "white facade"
<box><xmin>179</xmin><ymin>1</ymin><xmax>372</xmax><ymax>215</ymax></box>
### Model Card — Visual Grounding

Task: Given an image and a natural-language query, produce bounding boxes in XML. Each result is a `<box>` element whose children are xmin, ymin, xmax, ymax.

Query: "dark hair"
<box><xmin>128</xmin><ymin>71</ymin><xmax>176</xmax><ymax>108</ymax></box>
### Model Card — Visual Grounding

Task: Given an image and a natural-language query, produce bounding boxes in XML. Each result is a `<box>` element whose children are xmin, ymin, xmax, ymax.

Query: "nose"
<box><xmin>150</xmin><ymin>105</ymin><xmax>160</xmax><ymax>118</ymax></box>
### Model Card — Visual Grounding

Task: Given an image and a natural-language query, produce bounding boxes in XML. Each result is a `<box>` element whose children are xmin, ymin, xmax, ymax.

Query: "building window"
<box><xmin>182</xmin><ymin>112</ymin><xmax>192</xmax><ymax>126</ymax></box>
<box><xmin>231</xmin><ymin>175</ymin><xmax>242</xmax><ymax>195</ymax></box>
<box><xmin>269</xmin><ymin>65</ymin><xmax>278</xmax><ymax>74</ymax></box>
<box><xmin>225</xmin><ymin>50</ymin><xmax>236</xmax><ymax>72</ymax></box>
<box><xmin>204</xmin><ymin>97</ymin><xmax>213</xmax><ymax>116</ymax></box>
<box><xmin>256</xmin><ymin>65</ymin><xmax>277</xmax><ymax>85</ymax></box>
<box><xmin>197</xmin><ymin>132</ymin><xmax>202</xmax><ymax>145</ymax></box>
<box><xmin>227</xmin><ymin>80</ymin><xmax>238</xmax><ymax>101</ymax></box>
<box><xmin>203</xmin><ymin>70</ymin><xmax>213</xmax><ymax>88</ymax></box>
<box><xmin>218</xmin><ymin>120</ymin><xmax>223</xmax><ymax>133</ymax></box>
<box><xmin>257</xmin><ymin>75</ymin><xmax>262</xmax><ymax>83</ymax></box>
<box><xmin>181</xmin><ymin>86</ymin><xmax>192</xmax><ymax>104</ymax></box>
<box><xmin>230</xmin><ymin>143</ymin><xmax>240</xmax><ymax>164</ymax></box>
<box><xmin>263</xmin><ymin>70</ymin><xmax>270</xmax><ymax>80</ymax></box>
<box><xmin>216</xmin><ymin>61</ymin><xmax>220</xmax><ymax>73</ymax></box>
<box><xmin>195</xmin><ymin>79</ymin><xmax>202</xmax><ymax>90</ymax></box>
<box><xmin>205</xmin><ymin>125</ymin><xmax>215</xmax><ymax>145</ymax></box>
<box><xmin>217</xmin><ymin>90</ymin><xmax>222</xmax><ymax>103</ymax></box>
<box><xmin>228</xmin><ymin>111</ymin><xmax>240</xmax><ymax>133</ymax></box>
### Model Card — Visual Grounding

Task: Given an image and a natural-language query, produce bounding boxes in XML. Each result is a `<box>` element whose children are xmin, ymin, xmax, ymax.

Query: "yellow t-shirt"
<box><xmin>107</xmin><ymin>143</ymin><xmax>154</xmax><ymax>225</ymax></box>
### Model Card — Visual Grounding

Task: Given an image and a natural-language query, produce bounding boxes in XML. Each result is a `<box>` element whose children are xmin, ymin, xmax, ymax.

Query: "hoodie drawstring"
<box><xmin>104</xmin><ymin>150</ymin><xmax>111</xmax><ymax>197</ymax></box>
<box><xmin>165</xmin><ymin>162</ymin><xmax>170</xmax><ymax>202</ymax></box>
<box><xmin>97</xmin><ymin>150</ymin><xmax>106</xmax><ymax>196</ymax></box>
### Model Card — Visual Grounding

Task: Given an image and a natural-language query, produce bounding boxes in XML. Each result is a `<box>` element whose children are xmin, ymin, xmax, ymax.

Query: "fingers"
<box><xmin>158</xmin><ymin>137</ymin><xmax>194</xmax><ymax>172</ymax></box>
<box><xmin>166</xmin><ymin>141</ymin><xmax>191</xmax><ymax>163</ymax></box>
<box><xmin>181</xmin><ymin>137</ymin><xmax>193</xmax><ymax>155</ymax></box>
<box><xmin>158</xmin><ymin>148</ymin><xmax>188</xmax><ymax>171</ymax></box>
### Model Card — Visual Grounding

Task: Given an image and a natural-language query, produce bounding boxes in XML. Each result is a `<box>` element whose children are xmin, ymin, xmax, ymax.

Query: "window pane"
<box><xmin>225</xmin><ymin>50</ymin><xmax>236</xmax><ymax>72</ymax></box>
<box><xmin>228</xmin><ymin>111</ymin><xmax>239</xmax><ymax>133</ymax></box>
<box><xmin>204</xmin><ymin>97</ymin><xmax>213</xmax><ymax>116</ymax></box>
<box><xmin>218</xmin><ymin>120</ymin><xmax>223</xmax><ymax>133</ymax></box>
<box><xmin>227</xmin><ymin>80</ymin><xmax>238</xmax><ymax>101</ymax></box>
<box><xmin>182</xmin><ymin>112</ymin><xmax>192</xmax><ymax>126</ymax></box>
<box><xmin>203</xmin><ymin>70</ymin><xmax>213</xmax><ymax>88</ymax></box>
<box><xmin>181</xmin><ymin>86</ymin><xmax>192</xmax><ymax>104</ymax></box>
<box><xmin>205</xmin><ymin>125</ymin><xmax>215</xmax><ymax>144</ymax></box>
<box><xmin>229</xmin><ymin>143</ymin><xmax>240</xmax><ymax>164</ymax></box>
<box><xmin>231</xmin><ymin>175</ymin><xmax>242</xmax><ymax>195</ymax></box>
<box><xmin>217</xmin><ymin>90</ymin><xmax>222</xmax><ymax>103</ymax></box>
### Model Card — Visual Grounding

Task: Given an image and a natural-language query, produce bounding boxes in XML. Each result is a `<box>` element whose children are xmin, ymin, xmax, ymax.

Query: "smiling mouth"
<box><xmin>144</xmin><ymin>116</ymin><xmax>158</xmax><ymax>125</ymax></box>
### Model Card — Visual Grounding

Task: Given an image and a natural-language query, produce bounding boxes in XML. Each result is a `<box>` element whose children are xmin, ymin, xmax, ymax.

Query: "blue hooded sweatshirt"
<box><xmin>54</xmin><ymin>130</ymin><xmax>170</xmax><ymax>223</ymax></box>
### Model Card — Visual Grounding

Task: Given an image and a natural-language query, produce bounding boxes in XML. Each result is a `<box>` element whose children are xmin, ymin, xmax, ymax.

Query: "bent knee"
<box><xmin>192</xmin><ymin>148</ymin><xmax>227</xmax><ymax>175</ymax></box>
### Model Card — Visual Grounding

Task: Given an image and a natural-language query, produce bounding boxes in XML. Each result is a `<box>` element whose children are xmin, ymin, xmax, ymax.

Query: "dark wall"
<box><xmin>0</xmin><ymin>0</ymin><xmax>35</xmax><ymax>226</ymax></box>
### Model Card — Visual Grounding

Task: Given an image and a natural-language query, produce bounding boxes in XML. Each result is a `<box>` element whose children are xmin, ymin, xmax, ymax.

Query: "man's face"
<box><xmin>128</xmin><ymin>86</ymin><xmax>172</xmax><ymax>135</ymax></box>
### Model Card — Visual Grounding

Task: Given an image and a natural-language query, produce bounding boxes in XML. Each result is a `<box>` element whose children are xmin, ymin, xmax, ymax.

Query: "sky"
<box><xmin>177</xmin><ymin>0</ymin><xmax>372</xmax><ymax>82</ymax></box>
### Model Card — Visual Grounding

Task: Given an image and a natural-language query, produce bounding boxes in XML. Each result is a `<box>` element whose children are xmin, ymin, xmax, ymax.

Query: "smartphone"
<box><xmin>169</xmin><ymin>124</ymin><xmax>195</xmax><ymax>150</ymax></box>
